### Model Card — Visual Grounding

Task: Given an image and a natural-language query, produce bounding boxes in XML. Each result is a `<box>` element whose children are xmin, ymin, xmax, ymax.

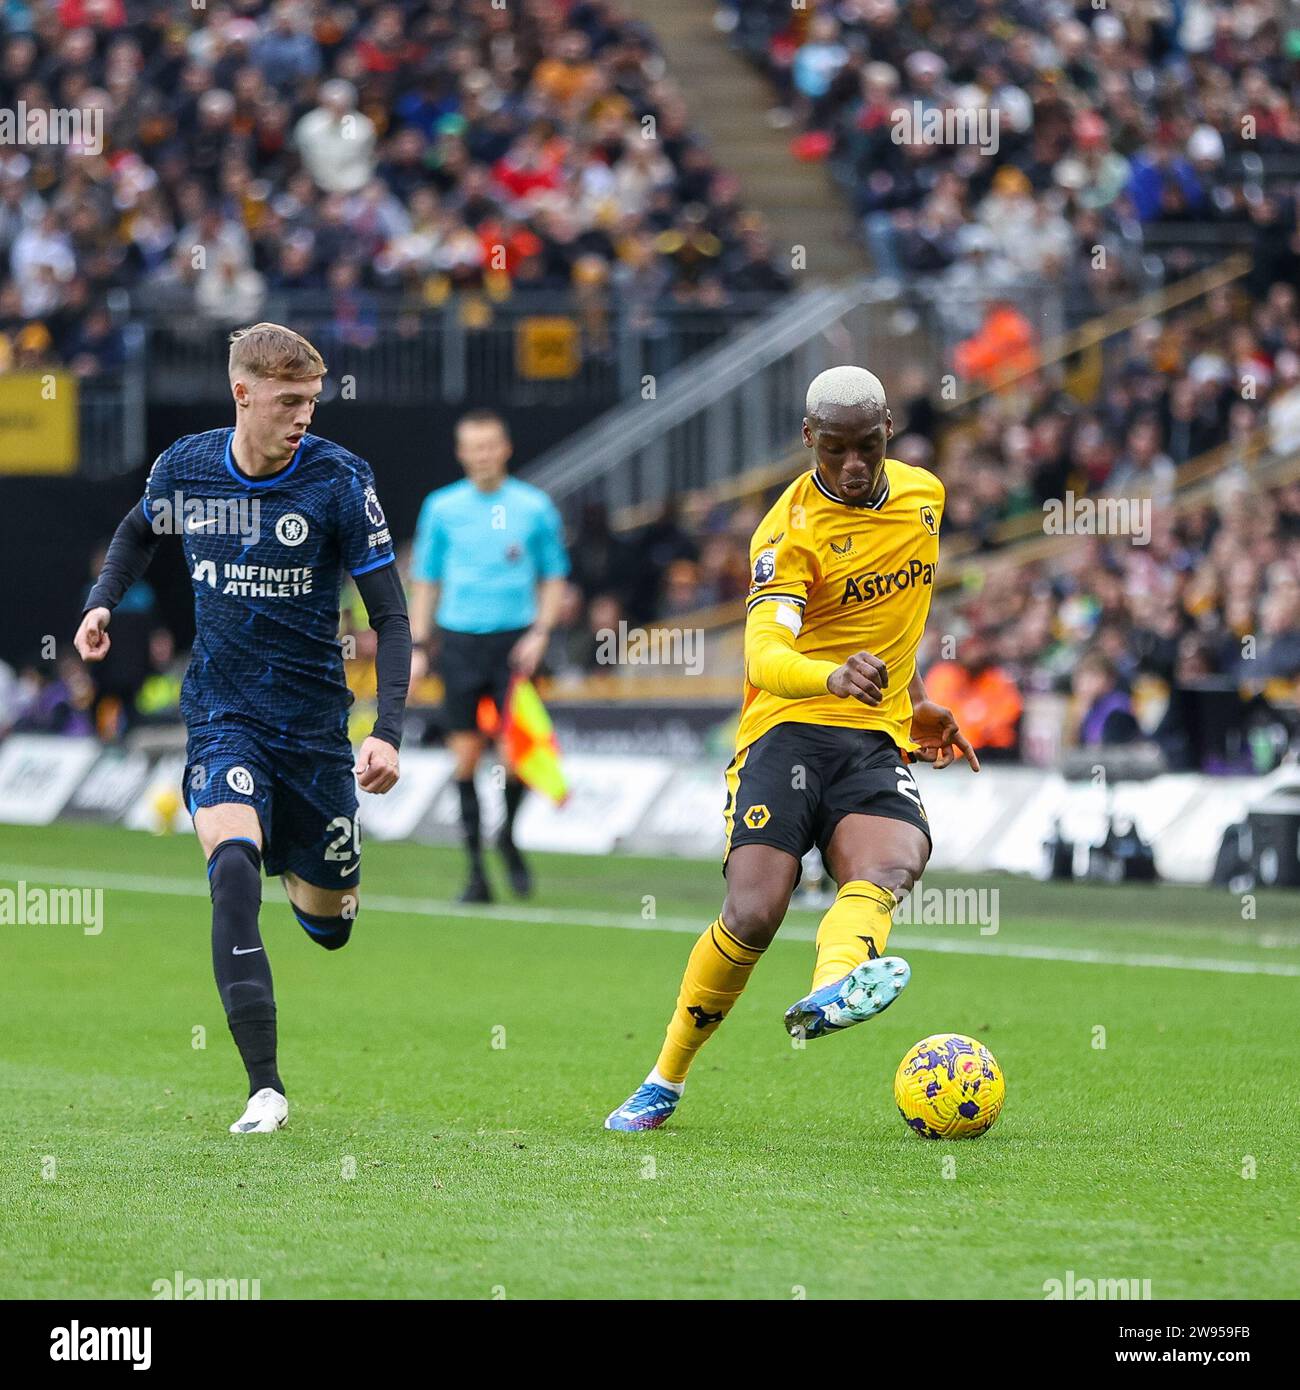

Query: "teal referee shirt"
<box><xmin>410</xmin><ymin>477</ymin><xmax>570</xmax><ymax>634</ymax></box>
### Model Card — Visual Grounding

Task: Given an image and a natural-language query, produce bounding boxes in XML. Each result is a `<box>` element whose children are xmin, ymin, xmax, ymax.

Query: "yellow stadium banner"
<box><xmin>517</xmin><ymin>316</ymin><xmax>581</xmax><ymax>380</ymax></box>
<box><xmin>0</xmin><ymin>372</ymin><xmax>79</xmax><ymax>474</ymax></box>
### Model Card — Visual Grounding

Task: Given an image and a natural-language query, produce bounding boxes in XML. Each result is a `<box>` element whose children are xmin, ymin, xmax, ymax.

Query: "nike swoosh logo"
<box><xmin>232</xmin><ymin>945</ymin><xmax>263</xmax><ymax>956</ymax></box>
<box><xmin>187</xmin><ymin>517</ymin><xmax>222</xmax><ymax>531</ymax></box>
<box><xmin>339</xmin><ymin>862</ymin><xmax>360</xmax><ymax>877</ymax></box>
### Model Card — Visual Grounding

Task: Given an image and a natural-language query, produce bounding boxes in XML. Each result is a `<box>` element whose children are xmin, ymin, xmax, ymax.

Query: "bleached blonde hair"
<box><xmin>806</xmin><ymin>365</ymin><xmax>886</xmax><ymax>417</ymax></box>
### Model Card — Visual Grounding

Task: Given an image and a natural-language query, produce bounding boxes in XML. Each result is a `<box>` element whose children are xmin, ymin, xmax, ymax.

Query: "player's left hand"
<box><xmin>909</xmin><ymin>700</ymin><xmax>981</xmax><ymax>772</ymax></box>
<box><xmin>355</xmin><ymin>737</ymin><xmax>400</xmax><ymax>794</ymax></box>
<box><xmin>509</xmin><ymin>627</ymin><xmax>549</xmax><ymax>680</ymax></box>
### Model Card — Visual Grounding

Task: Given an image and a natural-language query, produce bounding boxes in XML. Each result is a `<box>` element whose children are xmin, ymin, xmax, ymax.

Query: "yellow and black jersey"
<box><xmin>736</xmin><ymin>458</ymin><xmax>944</xmax><ymax>755</ymax></box>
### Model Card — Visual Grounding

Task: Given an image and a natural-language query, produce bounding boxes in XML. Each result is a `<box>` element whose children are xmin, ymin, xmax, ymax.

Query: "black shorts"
<box><xmin>722</xmin><ymin>723</ymin><xmax>931</xmax><ymax>871</ymax></box>
<box><xmin>439</xmin><ymin>626</ymin><xmax>527</xmax><ymax>733</ymax></box>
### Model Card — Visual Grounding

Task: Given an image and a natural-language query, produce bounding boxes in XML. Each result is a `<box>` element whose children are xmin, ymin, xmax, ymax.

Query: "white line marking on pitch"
<box><xmin>2</xmin><ymin>862</ymin><xmax>1297</xmax><ymax>978</ymax></box>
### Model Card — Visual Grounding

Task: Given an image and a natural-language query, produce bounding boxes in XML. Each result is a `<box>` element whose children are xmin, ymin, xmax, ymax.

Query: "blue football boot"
<box><xmin>783</xmin><ymin>956</ymin><xmax>911</xmax><ymax>1039</ymax></box>
<box><xmin>604</xmin><ymin>1080</ymin><xmax>682</xmax><ymax>1131</ymax></box>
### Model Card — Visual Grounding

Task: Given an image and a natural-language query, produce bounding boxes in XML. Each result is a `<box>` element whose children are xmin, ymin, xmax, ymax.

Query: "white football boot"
<box><xmin>229</xmin><ymin>1087</ymin><xmax>288</xmax><ymax>1134</ymax></box>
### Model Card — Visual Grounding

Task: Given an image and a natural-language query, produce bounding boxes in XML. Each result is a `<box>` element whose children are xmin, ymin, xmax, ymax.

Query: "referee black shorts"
<box><xmin>722</xmin><ymin>722</ymin><xmax>931</xmax><ymax>873</ymax></box>
<box><xmin>439</xmin><ymin>626</ymin><xmax>528</xmax><ymax>734</ymax></box>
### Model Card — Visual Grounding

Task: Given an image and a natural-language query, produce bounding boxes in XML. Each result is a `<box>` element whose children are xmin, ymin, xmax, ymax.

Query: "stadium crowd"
<box><xmin>919</xmin><ymin>470</ymin><xmax>1300</xmax><ymax>770</ymax></box>
<box><xmin>13</xmin><ymin>270</ymin><xmax>1300</xmax><ymax>763</ymax></box>
<box><xmin>0</xmin><ymin>0</ymin><xmax>791</xmax><ymax>373</ymax></box>
<box><xmin>720</xmin><ymin>0</ymin><xmax>1297</xmax><ymax>312</ymax></box>
<box><xmin>4</xmin><ymin>0</ymin><xmax>1299</xmax><ymax>770</ymax></box>
<box><xmin>901</xmin><ymin>280</ymin><xmax>1300</xmax><ymax>545</ymax></box>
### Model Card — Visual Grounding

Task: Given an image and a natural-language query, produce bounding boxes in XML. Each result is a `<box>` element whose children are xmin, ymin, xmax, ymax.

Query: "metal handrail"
<box><xmin>522</xmin><ymin>281</ymin><xmax>865</xmax><ymax>500</ymax></box>
<box><xmin>935</xmin><ymin>253</ymin><xmax>1251</xmax><ymax>416</ymax></box>
<box><xmin>936</xmin><ymin>437</ymin><xmax>1294</xmax><ymax>592</ymax></box>
<box><xmin>938</xmin><ymin>423</ymin><xmax>1274</xmax><ymax>566</ymax></box>
<box><xmin>616</xmin><ymin>257</ymin><xmax>1255</xmax><ymax>537</ymax></box>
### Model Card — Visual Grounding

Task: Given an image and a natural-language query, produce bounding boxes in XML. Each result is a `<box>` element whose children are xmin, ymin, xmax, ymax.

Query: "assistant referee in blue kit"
<box><xmin>409</xmin><ymin>409</ymin><xmax>570</xmax><ymax>903</ymax></box>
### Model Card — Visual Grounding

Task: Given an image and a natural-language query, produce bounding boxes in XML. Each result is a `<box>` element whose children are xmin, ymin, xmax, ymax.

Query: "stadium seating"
<box><xmin>722</xmin><ymin>0</ymin><xmax>1299</xmax><ymax>293</ymax></box>
<box><xmin>0</xmin><ymin>0</ymin><xmax>791</xmax><ymax>372</ymax></box>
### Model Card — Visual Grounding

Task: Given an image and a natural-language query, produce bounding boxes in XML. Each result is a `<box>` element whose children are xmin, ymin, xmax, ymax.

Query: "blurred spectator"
<box><xmin>253</xmin><ymin>1</ymin><xmax>322</xmax><ymax>87</ymax></box>
<box><xmin>62</xmin><ymin>304</ymin><xmax>126</xmax><ymax>376</ymax></box>
<box><xmin>569</xmin><ymin>503</ymin><xmax>637</xmax><ymax>610</ymax></box>
<box><xmin>134</xmin><ymin>629</ymin><xmax>184</xmax><ymax>722</ymax></box>
<box><xmin>1106</xmin><ymin>416</ymin><xmax>1177</xmax><ymax>503</ymax></box>
<box><xmin>1251</xmin><ymin>579</ymin><xmax>1300</xmax><ymax>684</ymax></box>
<box><xmin>627</xmin><ymin>500</ymin><xmax>699</xmax><ymax>622</ymax></box>
<box><xmin>923</xmin><ymin>631</ymin><xmax>1023</xmax><ymax>756</ymax></box>
<box><xmin>80</xmin><ymin>538</ymin><xmax>156</xmax><ymax>735</ymax></box>
<box><xmin>1073</xmin><ymin>652</ymin><xmax>1143</xmax><ymax>746</ymax></box>
<box><xmin>12</xmin><ymin>657</ymin><xmax>94</xmax><ymax>737</ymax></box>
<box><xmin>196</xmin><ymin>251</ymin><xmax>267</xmax><ymax>324</ymax></box>
<box><xmin>584</xmin><ymin>593</ymin><xmax>625</xmax><ymax>671</ymax></box>
<box><xmin>1154</xmin><ymin>634</ymin><xmax>1225</xmax><ymax>771</ymax></box>
<box><xmin>294</xmin><ymin>80</ymin><xmax>377</xmax><ymax>195</ymax></box>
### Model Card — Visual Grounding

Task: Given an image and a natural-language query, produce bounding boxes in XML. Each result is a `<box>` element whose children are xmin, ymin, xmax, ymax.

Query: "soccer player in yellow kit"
<box><xmin>606</xmin><ymin>366</ymin><xmax>980</xmax><ymax>1130</ymax></box>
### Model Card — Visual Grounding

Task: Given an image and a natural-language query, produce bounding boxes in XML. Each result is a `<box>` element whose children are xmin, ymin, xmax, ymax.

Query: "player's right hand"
<box><xmin>74</xmin><ymin>607</ymin><xmax>112</xmax><ymax>662</ymax></box>
<box><xmin>826</xmin><ymin>651</ymin><xmax>888</xmax><ymax>705</ymax></box>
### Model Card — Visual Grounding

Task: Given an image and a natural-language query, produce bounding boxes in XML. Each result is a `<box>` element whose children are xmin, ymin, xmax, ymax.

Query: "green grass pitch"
<box><xmin>1</xmin><ymin>821</ymin><xmax>1297</xmax><ymax>1300</ymax></box>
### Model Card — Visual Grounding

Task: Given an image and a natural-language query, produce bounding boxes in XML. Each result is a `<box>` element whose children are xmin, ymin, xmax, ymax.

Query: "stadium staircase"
<box><xmin>622</xmin><ymin>0</ymin><xmax>870</xmax><ymax>282</ymax></box>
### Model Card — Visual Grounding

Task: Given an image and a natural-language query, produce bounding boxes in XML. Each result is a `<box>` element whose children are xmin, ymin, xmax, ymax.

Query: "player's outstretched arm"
<box><xmin>354</xmin><ymin>561</ymin><xmax>411</xmax><ymax>794</ymax></box>
<box><xmin>744</xmin><ymin>599</ymin><xmax>841</xmax><ymax>699</ymax></box>
<box><xmin>74</xmin><ymin>503</ymin><xmax>163</xmax><ymax>662</ymax></box>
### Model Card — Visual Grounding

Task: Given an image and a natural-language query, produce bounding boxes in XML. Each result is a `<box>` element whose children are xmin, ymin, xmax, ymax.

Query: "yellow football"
<box><xmin>894</xmin><ymin>1033</ymin><xmax>1005</xmax><ymax>1139</ymax></box>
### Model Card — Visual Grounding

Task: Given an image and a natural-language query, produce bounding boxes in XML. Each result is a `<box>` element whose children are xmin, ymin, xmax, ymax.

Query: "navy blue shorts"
<box><xmin>183</xmin><ymin>724</ymin><xmax>361</xmax><ymax>889</ymax></box>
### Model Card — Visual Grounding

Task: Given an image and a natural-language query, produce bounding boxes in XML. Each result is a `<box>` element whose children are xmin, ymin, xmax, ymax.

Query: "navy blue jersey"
<box><xmin>144</xmin><ymin>428</ymin><xmax>394</xmax><ymax>746</ymax></box>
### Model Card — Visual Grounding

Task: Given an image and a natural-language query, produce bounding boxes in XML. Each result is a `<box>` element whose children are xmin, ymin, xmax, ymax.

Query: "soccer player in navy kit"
<box><xmin>408</xmin><ymin>410</ymin><xmax>569</xmax><ymax>903</ymax></box>
<box><xmin>74</xmin><ymin>324</ymin><xmax>411</xmax><ymax>1134</ymax></box>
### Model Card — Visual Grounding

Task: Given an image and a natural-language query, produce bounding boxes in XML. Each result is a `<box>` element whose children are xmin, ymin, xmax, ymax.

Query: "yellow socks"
<box><xmin>648</xmin><ymin>885</ymin><xmax>896</xmax><ymax>1088</ymax></box>
<box><xmin>654</xmin><ymin>918</ymin><xmax>764</xmax><ymax>1085</ymax></box>
<box><xmin>812</xmin><ymin>880</ymin><xmax>897</xmax><ymax>990</ymax></box>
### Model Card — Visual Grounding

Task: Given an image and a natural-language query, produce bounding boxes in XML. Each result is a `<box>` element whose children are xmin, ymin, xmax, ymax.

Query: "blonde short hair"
<box><xmin>228</xmin><ymin>322</ymin><xmax>327</xmax><ymax>382</ymax></box>
<box><xmin>806</xmin><ymin>365</ymin><xmax>886</xmax><ymax>417</ymax></box>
